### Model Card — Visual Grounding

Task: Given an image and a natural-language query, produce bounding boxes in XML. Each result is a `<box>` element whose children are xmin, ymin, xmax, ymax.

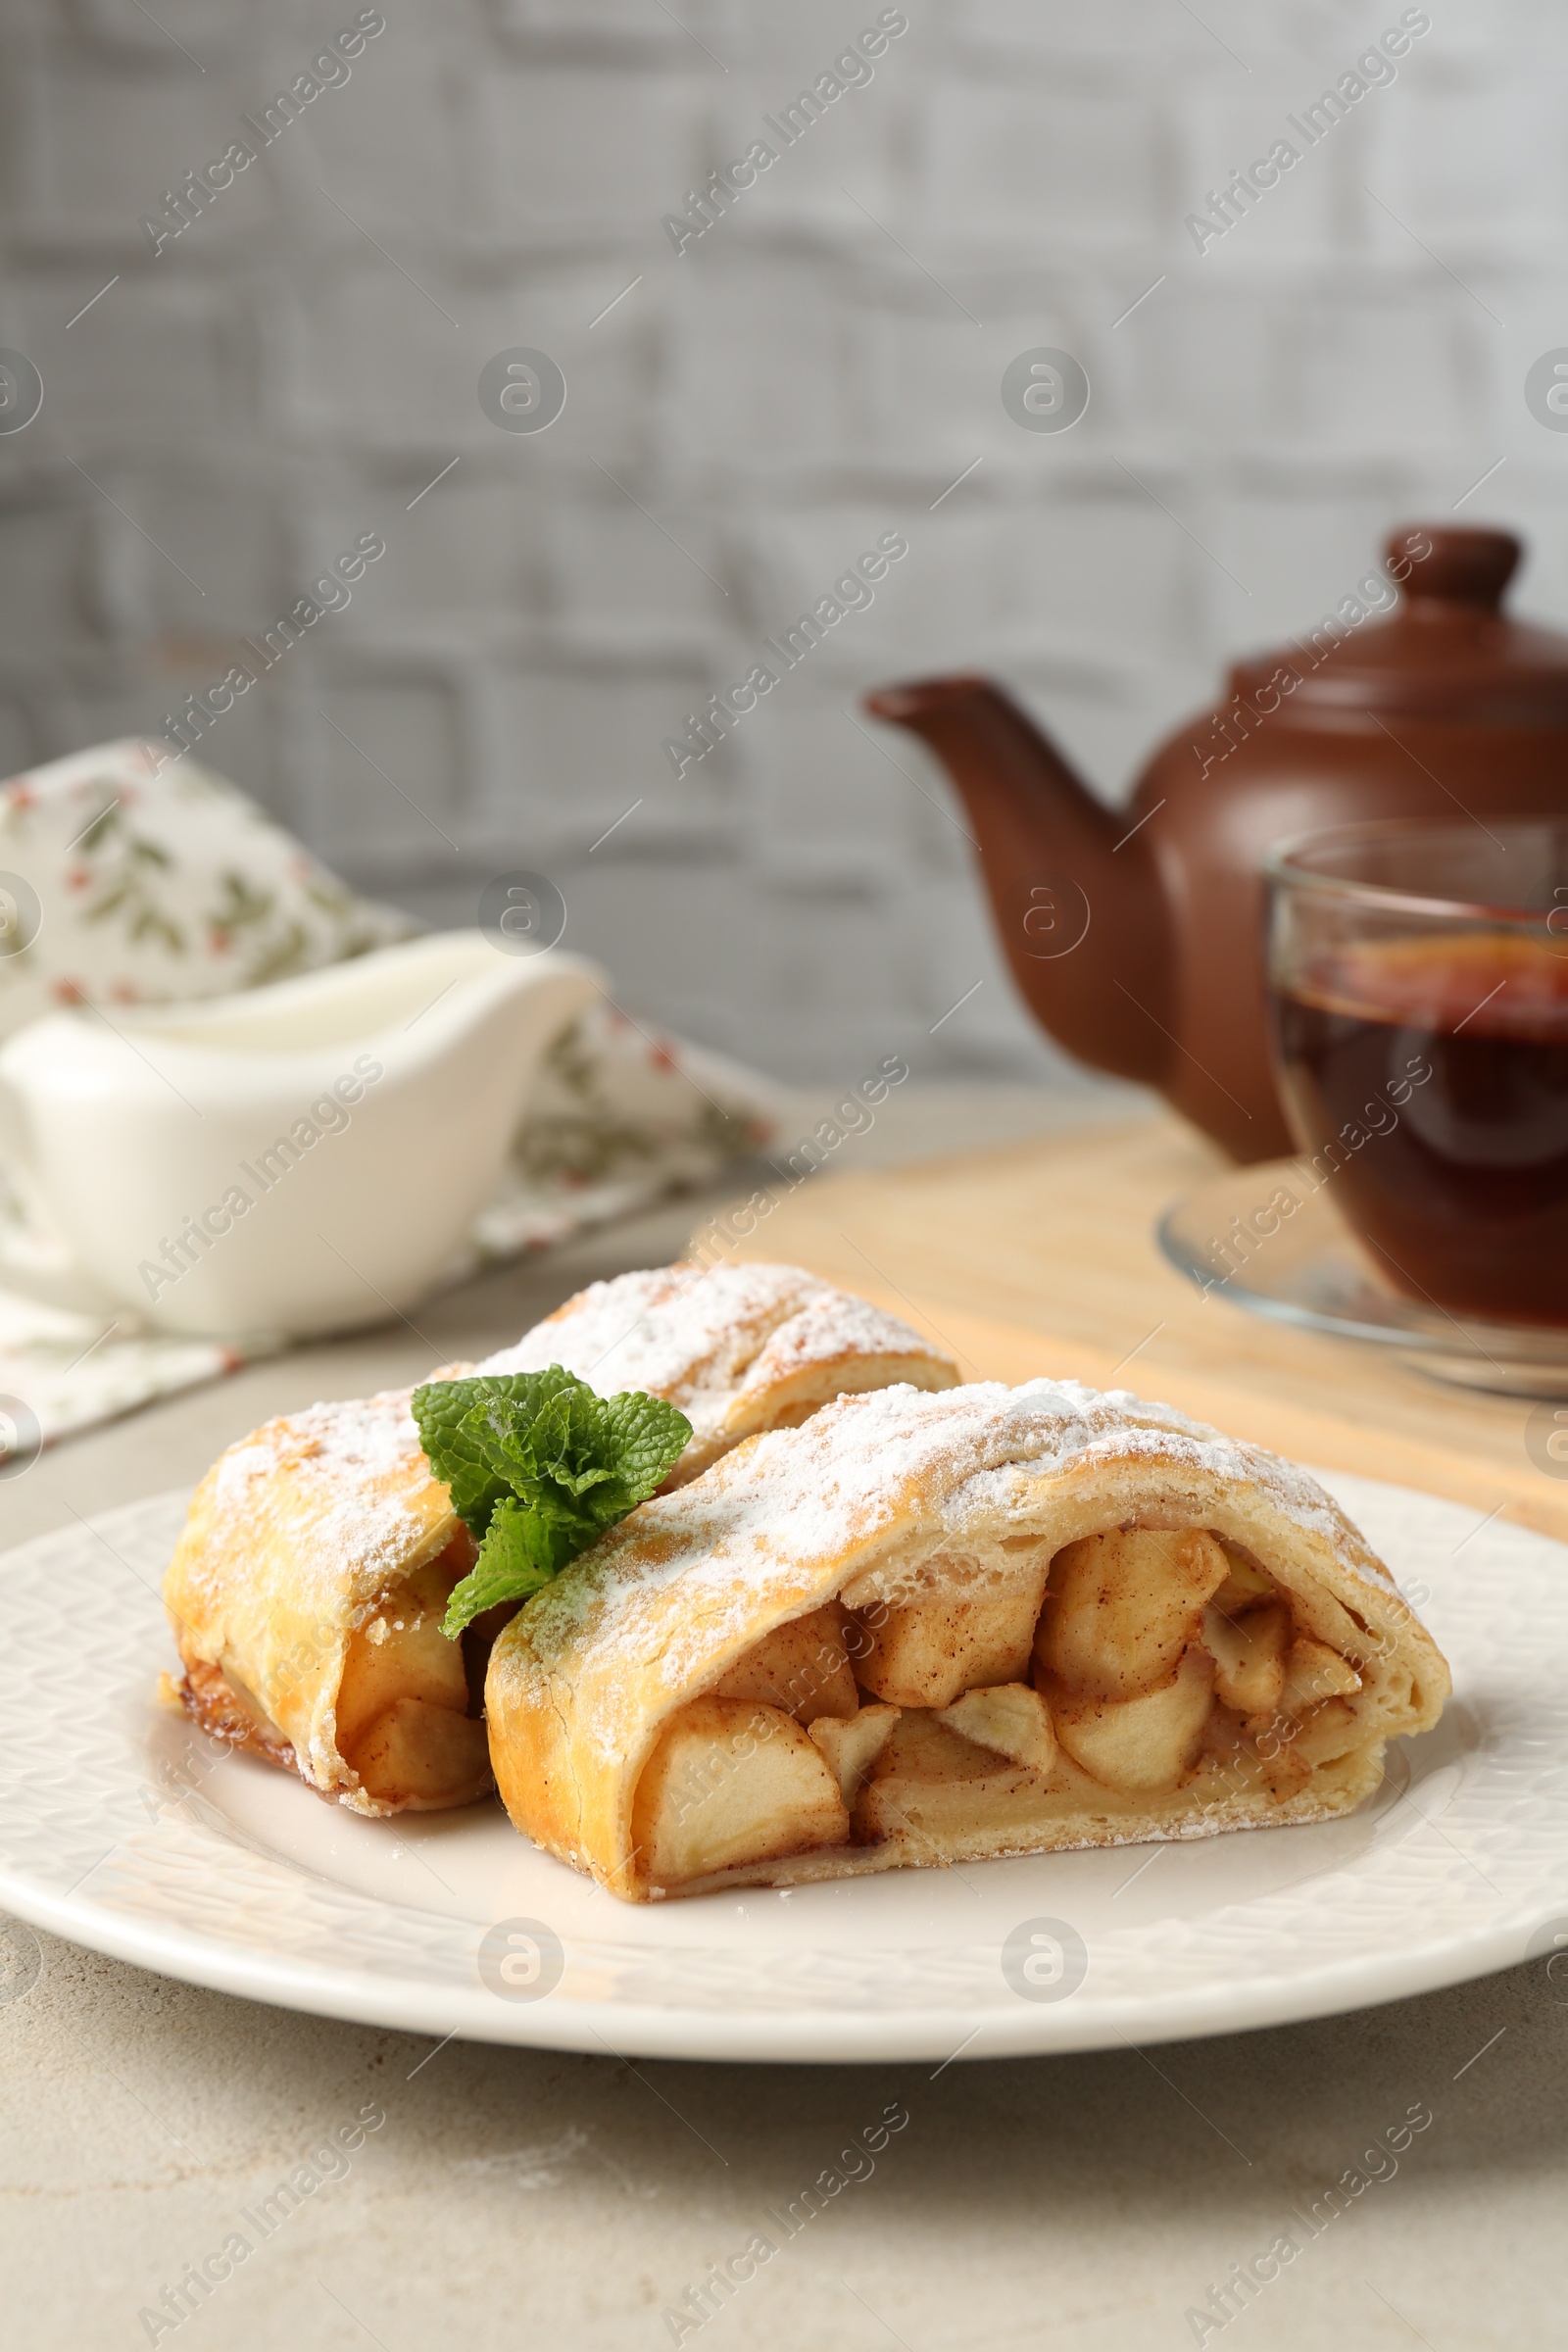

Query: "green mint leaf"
<box><xmin>416</xmin><ymin>1364</ymin><xmax>692</xmax><ymax>1635</ymax></box>
<box><xmin>411</xmin><ymin>1378</ymin><xmax>514</xmax><ymax>1535</ymax></box>
<box><xmin>442</xmin><ymin>1499</ymin><xmax>563</xmax><ymax>1636</ymax></box>
<box><xmin>471</xmin><ymin>1383</ymin><xmax>608</xmax><ymax>1501</ymax></box>
<box><xmin>597</xmin><ymin>1390</ymin><xmax>694</xmax><ymax>1509</ymax></box>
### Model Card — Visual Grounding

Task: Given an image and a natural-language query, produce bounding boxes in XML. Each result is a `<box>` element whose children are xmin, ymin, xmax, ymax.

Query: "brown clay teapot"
<box><xmin>866</xmin><ymin>525</ymin><xmax>1568</xmax><ymax>1161</ymax></box>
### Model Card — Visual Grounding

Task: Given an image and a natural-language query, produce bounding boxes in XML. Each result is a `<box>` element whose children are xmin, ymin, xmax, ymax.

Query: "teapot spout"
<box><xmin>863</xmin><ymin>673</ymin><xmax>1170</xmax><ymax>1085</ymax></box>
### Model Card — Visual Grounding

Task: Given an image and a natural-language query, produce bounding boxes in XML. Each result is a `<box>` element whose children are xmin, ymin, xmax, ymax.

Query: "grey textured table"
<box><xmin>2</xmin><ymin>1090</ymin><xmax>1561</xmax><ymax>2352</ymax></box>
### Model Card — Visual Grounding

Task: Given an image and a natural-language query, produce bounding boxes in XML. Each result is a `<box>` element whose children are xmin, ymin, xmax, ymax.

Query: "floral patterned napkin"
<box><xmin>0</xmin><ymin>742</ymin><xmax>782</xmax><ymax>1454</ymax></box>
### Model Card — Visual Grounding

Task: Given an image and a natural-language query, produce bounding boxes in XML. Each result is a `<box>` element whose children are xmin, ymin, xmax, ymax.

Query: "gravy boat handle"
<box><xmin>0</xmin><ymin>1072</ymin><xmax>120</xmax><ymax>1313</ymax></box>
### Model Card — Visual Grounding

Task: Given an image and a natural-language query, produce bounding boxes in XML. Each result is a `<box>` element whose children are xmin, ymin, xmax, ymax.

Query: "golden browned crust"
<box><xmin>175</xmin><ymin>1656</ymin><xmax>298</xmax><ymax>1771</ymax></box>
<box><xmin>163</xmin><ymin>1386</ymin><xmax>466</xmax><ymax>1816</ymax></box>
<box><xmin>486</xmin><ymin>1378</ymin><xmax>1449</xmax><ymax>1900</ymax></box>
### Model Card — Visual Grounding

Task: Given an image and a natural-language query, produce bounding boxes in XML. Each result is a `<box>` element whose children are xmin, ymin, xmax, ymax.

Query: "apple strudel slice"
<box><xmin>471</xmin><ymin>1260</ymin><xmax>958</xmax><ymax>1485</ymax></box>
<box><xmin>160</xmin><ymin>1263</ymin><xmax>956</xmax><ymax>1818</ymax></box>
<box><xmin>164</xmin><ymin>1386</ymin><xmax>491</xmax><ymax>1817</ymax></box>
<box><xmin>485</xmin><ymin>1379</ymin><xmax>1449</xmax><ymax>1899</ymax></box>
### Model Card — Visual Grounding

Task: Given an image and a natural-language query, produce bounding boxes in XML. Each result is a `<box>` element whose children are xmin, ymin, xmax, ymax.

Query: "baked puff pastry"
<box><xmin>161</xmin><ymin>1263</ymin><xmax>955</xmax><ymax>1817</ymax></box>
<box><xmin>486</xmin><ymin>1379</ymin><xmax>1449</xmax><ymax>1899</ymax></box>
<box><xmin>472</xmin><ymin>1260</ymin><xmax>959</xmax><ymax>1484</ymax></box>
<box><xmin>164</xmin><ymin>1387</ymin><xmax>491</xmax><ymax>1817</ymax></box>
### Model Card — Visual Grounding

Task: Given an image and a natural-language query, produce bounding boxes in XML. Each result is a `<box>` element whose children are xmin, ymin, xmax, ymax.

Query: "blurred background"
<box><xmin>0</xmin><ymin>0</ymin><xmax>1561</xmax><ymax>1084</ymax></box>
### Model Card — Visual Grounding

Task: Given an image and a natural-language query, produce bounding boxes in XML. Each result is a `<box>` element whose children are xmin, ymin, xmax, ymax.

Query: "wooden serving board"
<box><xmin>707</xmin><ymin>1109</ymin><xmax>1568</xmax><ymax>1546</ymax></box>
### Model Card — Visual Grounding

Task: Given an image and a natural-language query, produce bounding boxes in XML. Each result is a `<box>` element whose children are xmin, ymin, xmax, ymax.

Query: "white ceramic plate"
<box><xmin>2</xmin><ymin>1475</ymin><xmax>1565</xmax><ymax>2064</ymax></box>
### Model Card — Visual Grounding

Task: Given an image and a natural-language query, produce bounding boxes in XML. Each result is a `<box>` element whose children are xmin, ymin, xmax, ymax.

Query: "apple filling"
<box><xmin>335</xmin><ymin>1542</ymin><xmax>493</xmax><ymax>1810</ymax></box>
<box><xmin>629</xmin><ymin>1525</ymin><xmax>1367</xmax><ymax>1889</ymax></box>
<box><xmin>177</xmin><ymin>1532</ymin><xmax>494</xmax><ymax>1811</ymax></box>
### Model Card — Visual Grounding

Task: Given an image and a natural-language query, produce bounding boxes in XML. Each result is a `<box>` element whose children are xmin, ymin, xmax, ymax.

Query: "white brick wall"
<box><xmin>0</xmin><ymin>0</ymin><xmax>1562</xmax><ymax>1079</ymax></box>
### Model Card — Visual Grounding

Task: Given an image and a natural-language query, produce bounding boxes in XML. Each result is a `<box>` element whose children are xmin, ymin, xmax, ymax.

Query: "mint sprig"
<box><xmin>412</xmin><ymin>1367</ymin><xmax>691</xmax><ymax>1636</ymax></box>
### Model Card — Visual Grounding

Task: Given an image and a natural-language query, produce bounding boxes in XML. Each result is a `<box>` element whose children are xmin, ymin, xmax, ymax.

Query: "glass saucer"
<box><xmin>1157</xmin><ymin>1158</ymin><xmax>1568</xmax><ymax>1398</ymax></box>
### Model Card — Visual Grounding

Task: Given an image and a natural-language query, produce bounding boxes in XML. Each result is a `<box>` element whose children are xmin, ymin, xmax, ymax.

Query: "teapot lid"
<box><xmin>1229</xmin><ymin>527</ymin><xmax>1568</xmax><ymax>725</ymax></box>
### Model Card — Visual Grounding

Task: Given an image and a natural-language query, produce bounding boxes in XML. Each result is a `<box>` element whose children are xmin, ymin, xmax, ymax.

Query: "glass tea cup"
<box><xmin>1265</xmin><ymin>817</ymin><xmax>1568</xmax><ymax>1326</ymax></box>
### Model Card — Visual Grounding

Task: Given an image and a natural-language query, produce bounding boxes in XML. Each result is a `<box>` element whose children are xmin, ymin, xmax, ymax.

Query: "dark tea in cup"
<box><xmin>1267</xmin><ymin>822</ymin><xmax>1568</xmax><ymax>1327</ymax></box>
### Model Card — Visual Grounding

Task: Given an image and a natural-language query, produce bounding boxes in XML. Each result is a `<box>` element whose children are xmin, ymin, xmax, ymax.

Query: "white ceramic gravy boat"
<box><xmin>0</xmin><ymin>932</ymin><xmax>603</xmax><ymax>1339</ymax></box>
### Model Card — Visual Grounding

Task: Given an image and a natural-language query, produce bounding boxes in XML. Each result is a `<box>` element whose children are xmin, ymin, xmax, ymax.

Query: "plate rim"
<box><xmin>0</xmin><ymin>1860</ymin><xmax>1549</xmax><ymax>2063</ymax></box>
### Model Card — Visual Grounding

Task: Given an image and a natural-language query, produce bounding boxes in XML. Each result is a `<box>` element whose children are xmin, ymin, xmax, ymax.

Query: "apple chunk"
<box><xmin>1037</xmin><ymin>1527</ymin><xmax>1229</xmax><ymax>1700</ymax></box>
<box><xmin>1211</xmin><ymin>1542</ymin><xmax>1278</xmax><ymax>1617</ymax></box>
<box><xmin>1288</xmin><ymin>1695</ymin><xmax>1360</xmax><ymax>1766</ymax></box>
<box><xmin>710</xmin><ymin>1601</ymin><xmax>858</xmax><ymax>1723</ymax></box>
<box><xmin>335</xmin><ymin>1551</ymin><xmax>472</xmax><ymax>1760</ymax></box>
<box><xmin>1050</xmin><ymin>1645</ymin><xmax>1214</xmax><ymax>1792</ymax></box>
<box><xmin>856</xmin><ymin>1710</ymin><xmax>1049</xmax><ymax>1847</ymax></box>
<box><xmin>808</xmin><ymin>1702</ymin><xmax>901</xmax><ymax>1804</ymax></box>
<box><xmin>938</xmin><ymin>1683</ymin><xmax>1056</xmax><ymax>1775</ymax></box>
<box><xmin>1202</xmin><ymin>1599</ymin><xmax>1291</xmax><ymax>1715</ymax></box>
<box><xmin>632</xmin><ymin>1696</ymin><xmax>850</xmax><ymax>1886</ymax></box>
<box><xmin>349</xmin><ymin>1697</ymin><xmax>492</xmax><ymax>1810</ymax></box>
<box><xmin>1280</xmin><ymin>1634</ymin><xmax>1362</xmax><ymax>1713</ymax></box>
<box><xmin>850</xmin><ymin>1554</ymin><xmax>1051</xmax><ymax>1708</ymax></box>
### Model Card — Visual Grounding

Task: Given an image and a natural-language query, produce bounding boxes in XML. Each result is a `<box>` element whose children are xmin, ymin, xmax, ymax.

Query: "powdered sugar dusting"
<box><xmin>211</xmin><ymin>1390</ymin><xmax>422</xmax><ymax>1503</ymax></box>
<box><xmin>211</xmin><ymin>1441</ymin><xmax>278</xmax><ymax>1506</ymax></box>
<box><xmin>519</xmin><ymin>1374</ymin><xmax>1394</xmax><ymax>1722</ymax></box>
<box><xmin>196</xmin><ymin>1386</ymin><xmax>446</xmax><ymax>1610</ymax></box>
<box><xmin>740</xmin><ymin>1289</ymin><xmax>951</xmax><ymax>1394</ymax></box>
<box><xmin>476</xmin><ymin>1260</ymin><xmax>949</xmax><ymax>1443</ymax></box>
